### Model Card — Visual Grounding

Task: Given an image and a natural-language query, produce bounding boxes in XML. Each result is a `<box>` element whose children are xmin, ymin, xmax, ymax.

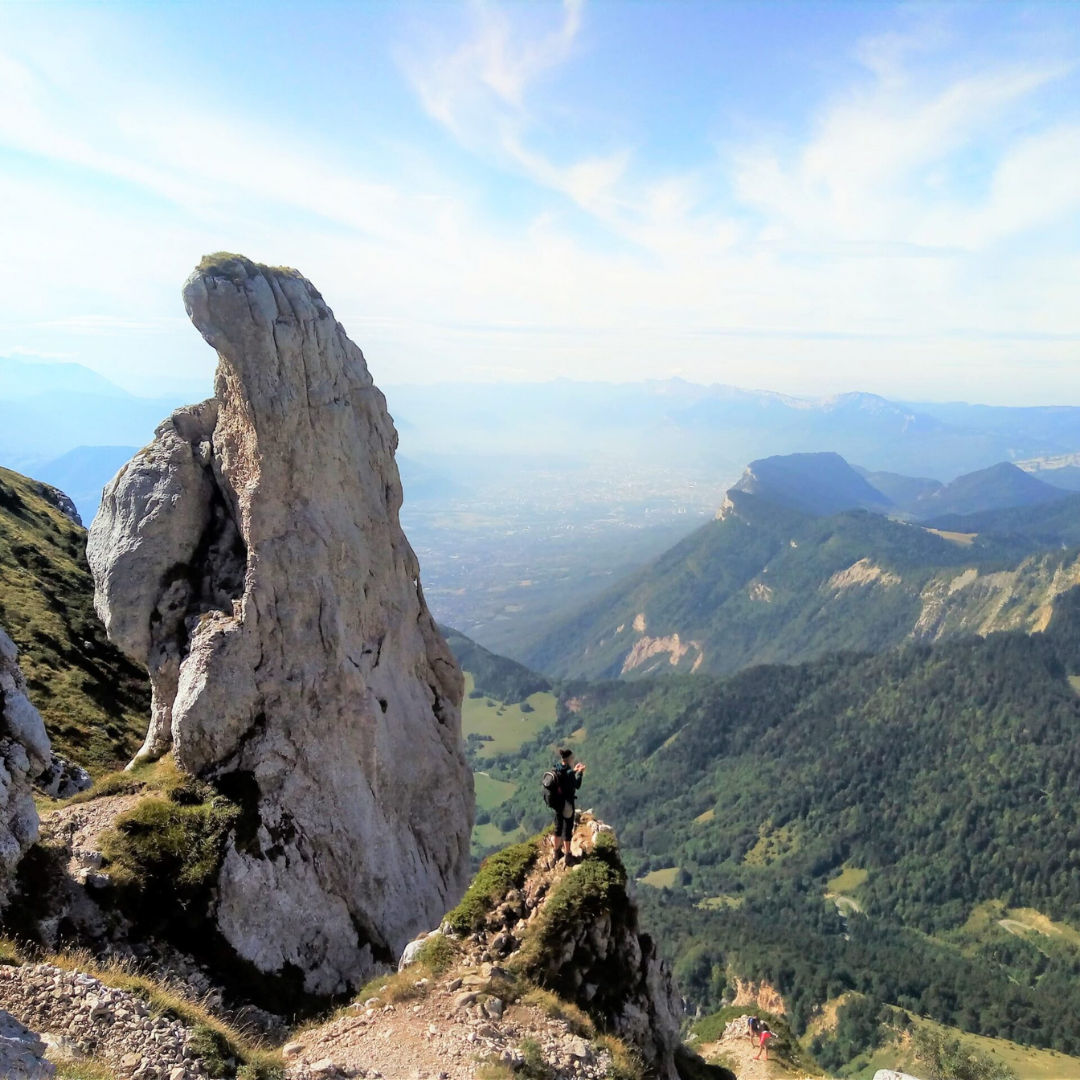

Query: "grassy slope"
<box><xmin>518</xmin><ymin>491</ymin><xmax>1080</xmax><ymax>682</ymax></box>
<box><xmin>0</xmin><ymin>465</ymin><xmax>149</xmax><ymax>771</ymax></box>
<box><xmin>462</xmin><ymin>672</ymin><xmax>557</xmax><ymax>757</ymax></box>
<box><xmin>844</xmin><ymin>1015</ymin><xmax>1080</xmax><ymax>1080</ymax></box>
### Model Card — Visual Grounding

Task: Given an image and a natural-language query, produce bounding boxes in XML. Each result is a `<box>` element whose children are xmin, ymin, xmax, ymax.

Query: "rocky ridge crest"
<box><xmin>283</xmin><ymin>814</ymin><xmax>693</xmax><ymax>1080</ymax></box>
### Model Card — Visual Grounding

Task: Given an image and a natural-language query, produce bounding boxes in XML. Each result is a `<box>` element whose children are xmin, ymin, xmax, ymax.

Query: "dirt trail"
<box><xmin>697</xmin><ymin>1019</ymin><xmax>817</xmax><ymax>1080</ymax></box>
<box><xmin>285</xmin><ymin>977</ymin><xmax>606</xmax><ymax>1080</ymax></box>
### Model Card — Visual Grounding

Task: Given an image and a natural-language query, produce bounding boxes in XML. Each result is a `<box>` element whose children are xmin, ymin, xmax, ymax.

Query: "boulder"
<box><xmin>0</xmin><ymin>1008</ymin><xmax>54</xmax><ymax>1078</ymax></box>
<box><xmin>87</xmin><ymin>254</ymin><xmax>474</xmax><ymax>994</ymax></box>
<box><xmin>34</xmin><ymin>754</ymin><xmax>92</xmax><ymax>800</ymax></box>
<box><xmin>0</xmin><ymin>628</ymin><xmax>51</xmax><ymax>908</ymax></box>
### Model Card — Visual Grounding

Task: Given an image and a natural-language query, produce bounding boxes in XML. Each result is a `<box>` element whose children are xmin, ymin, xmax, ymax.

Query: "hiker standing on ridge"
<box><xmin>542</xmin><ymin>748</ymin><xmax>585</xmax><ymax>862</ymax></box>
<box><xmin>754</xmin><ymin>1025</ymin><xmax>776</xmax><ymax>1062</ymax></box>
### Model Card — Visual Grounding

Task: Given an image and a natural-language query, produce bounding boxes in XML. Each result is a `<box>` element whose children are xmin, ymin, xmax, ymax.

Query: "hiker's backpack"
<box><xmin>542</xmin><ymin>769</ymin><xmax>563</xmax><ymax>809</ymax></box>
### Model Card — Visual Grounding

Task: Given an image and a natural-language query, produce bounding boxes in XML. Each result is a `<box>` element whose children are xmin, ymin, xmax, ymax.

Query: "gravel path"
<box><xmin>285</xmin><ymin>966</ymin><xmax>610</xmax><ymax>1080</ymax></box>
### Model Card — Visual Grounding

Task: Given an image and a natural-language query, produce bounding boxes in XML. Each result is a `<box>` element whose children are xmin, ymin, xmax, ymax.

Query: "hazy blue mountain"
<box><xmin>855</xmin><ymin>466</ymin><xmax>943</xmax><ymax>507</ymax></box>
<box><xmin>0</xmin><ymin>392</ymin><xmax>183</xmax><ymax>467</ymax></box>
<box><xmin>721</xmin><ymin>453</ymin><xmax>1064</xmax><ymax>523</ymax></box>
<box><xmin>0</xmin><ymin>355</ymin><xmax>130</xmax><ymax>400</ymax></box>
<box><xmin>907</xmin><ymin>400</ymin><xmax>1080</xmax><ymax>449</ymax></box>
<box><xmin>387</xmin><ymin>379</ymin><xmax>1080</xmax><ymax>487</ymax></box>
<box><xmin>1018</xmin><ymin>455</ymin><xmax>1080</xmax><ymax>493</ymax></box>
<box><xmin>910</xmin><ymin>461</ymin><xmax>1070</xmax><ymax>519</ymax></box>
<box><xmin>35</xmin><ymin>445</ymin><xmax>141</xmax><ymax>524</ymax></box>
<box><xmin>731</xmin><ymin>451</ymin><xmax>892</xmax><ymax>516</ymax></box>
<box><xmin>1035</xmin><ymin>465</ymin><xmax>1080</xmax><ymax>491</ymax></box>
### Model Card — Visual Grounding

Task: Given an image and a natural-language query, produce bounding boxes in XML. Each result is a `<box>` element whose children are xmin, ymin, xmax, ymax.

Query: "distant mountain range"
<box><xmin>0</xmin><ymin>356</ymin><xmax>187</xmax><ymax>499</ymax></box>
<box><xmin>33</xmin><ymin>446</ymin><xmax>141</xmax><ymax>525</ymax></box>
<box><xmin>517</xmin><ymin>451</ymin><xmax>1080</xmax><ymax>680</ymax></box>
<box><xmin>386</xmin><ymin>378</ymin><xmax>1080</xmax><ymax>485</ymax></box>
<box><xmin>737</xmin><ymin>452</ymin><xmax>1073</xmax><ymax>522</ymax></box>
<box><xmin>4</xmin><ymin>356</ymin><xmax>1080</xmax><ymax>528</ymax></box>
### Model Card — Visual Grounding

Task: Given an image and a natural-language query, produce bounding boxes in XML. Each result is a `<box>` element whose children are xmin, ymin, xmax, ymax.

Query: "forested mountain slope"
<box><xmin>519</xmin><ymin>488</ymin><xmax>1080</xmax><ymax>680</ymax></box>
<box><xmin>488</xmin><ymin>589</ymin><xmax>1080</xmax><ymax>1060</ymax></box>
<box><xmin>441</xmin><ymin>623</ymin><xmax>552</xmax><ymax>702</ymax></box>
<box><xmin>0</xmin><ymin>465</ymin><xmax>149</xmax><ymax>770</ymax></box>
<box><xmin>926</xmin><ymin>491</ymin><xmax>1080</xmax><ymax>548</ymax></box>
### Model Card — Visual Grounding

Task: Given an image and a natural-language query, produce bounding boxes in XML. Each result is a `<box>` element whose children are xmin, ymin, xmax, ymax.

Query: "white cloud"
<box><xmin>0</xmin><ymin>4</ymin><xmax>1077</xmax><ymax>403</ymax></box>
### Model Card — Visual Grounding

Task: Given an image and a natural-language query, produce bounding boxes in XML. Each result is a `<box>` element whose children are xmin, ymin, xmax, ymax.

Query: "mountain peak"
<box><xmin>730</xmin><ymin>451</ymin><xmax>893</xmax><ymax>517</ymax></box>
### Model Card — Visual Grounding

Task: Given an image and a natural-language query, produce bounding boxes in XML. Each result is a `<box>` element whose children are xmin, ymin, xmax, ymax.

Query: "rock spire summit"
<box><xmin>88</xmin><ymin>254</ymin><xmax>474</xmax><ymax>994</ymax></box>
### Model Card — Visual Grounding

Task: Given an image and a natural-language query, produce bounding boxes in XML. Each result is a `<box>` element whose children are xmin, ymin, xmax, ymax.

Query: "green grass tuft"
<box><xmin>515</xmin><ymin>835</ymin><xmax>625</xmax><ymax>974</ymax></box>
<box><xmin>194</xmin><ymin>252</ymin><xmax>317</xmax><ymax>295</ymax></box>
<box><xmin>413</xmin><ymin>933</ymin><xmax>459</xmax><ymax>976</ymax></box>
<box><xmin>444</xmin><ymin>836</ymin><xmax>541</xmax><ymax>934</ymax></box>
<box><xmin>100</xmin><ymin>792</ymin><xmax>240</xmax><ymax>894</ymax></box>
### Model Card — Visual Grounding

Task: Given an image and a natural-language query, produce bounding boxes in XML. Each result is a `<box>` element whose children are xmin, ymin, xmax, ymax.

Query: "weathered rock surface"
<box><xmin>0</xmin><ymin>627</ymin><xmax>51</xmax><ymax>908</ymax></box>
<box><xmin>34</xmin><ymin>753</ymin><xmax>92</xmax><ymax>800</ymax></box>
<box><xmin>87</xmin><ymin>254</ymin><xmax>474</xmax><ymax>995</ymax></box>
<box><xmin>0</xmin><ymin>1008</ymin><xmax>54</xmax><ymax>1078</ymax></box>
<box><xmin>33</xmin><ymin>482</ymin><xmax>82</xmax><ymax>528</ymax></box>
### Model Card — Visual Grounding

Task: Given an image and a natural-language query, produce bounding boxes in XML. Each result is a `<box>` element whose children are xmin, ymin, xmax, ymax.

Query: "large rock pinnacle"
<box><xmin>87</xmin><ymin>254</ymin><xmax>474</xmax><ymax>994</ymax></box>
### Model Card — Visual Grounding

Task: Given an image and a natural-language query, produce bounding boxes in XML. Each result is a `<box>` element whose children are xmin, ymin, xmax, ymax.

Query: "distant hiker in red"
<box><xmin>754</xmin><ymin>1025</ymin><xmax>775</xmax><ymax>1061</ymax></box>
<box><xmin>542</xmin><ymin>748</ymin><xmax>585</xmax><ymax>863</ymax></box>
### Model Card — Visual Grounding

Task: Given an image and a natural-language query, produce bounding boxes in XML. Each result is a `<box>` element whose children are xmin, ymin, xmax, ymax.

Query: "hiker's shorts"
<box><xmin>553</xmin><ymin>805</ymin><xmax>575</xmax><ymax>840</ymax></box>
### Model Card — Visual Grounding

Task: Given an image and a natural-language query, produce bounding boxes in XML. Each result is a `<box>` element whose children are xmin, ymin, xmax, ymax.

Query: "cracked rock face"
<box><xmin>87</xmin><ymin>255</ymin><xmax>474</xmax><ymax>994</ymax></box>
<box><xmin>0</xmin><ymin>628</ymin><xmax>51</xmax><ymax>909</ymax></box>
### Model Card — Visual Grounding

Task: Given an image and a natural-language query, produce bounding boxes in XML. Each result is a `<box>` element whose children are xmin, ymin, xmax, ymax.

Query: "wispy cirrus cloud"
<box><xmin>0</xmin><ymin>2</ymin><xmax>1077</xmax><ymax>402</ymax></box>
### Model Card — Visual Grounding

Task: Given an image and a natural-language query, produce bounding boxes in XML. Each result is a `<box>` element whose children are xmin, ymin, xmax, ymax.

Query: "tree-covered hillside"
<box><xmin>441</xmin><ymin>624</ymin><xmax>552</xmax><ymax>702</ymax></box>
<box><xmin>518</xmin><ymin>488</ymin><xmax>1080</xmax><ymax>681</ymax></box>
<box><xmin>485</xmin><ymin>590</ymin><xmax>1080</xmax><ymax>1057</ymax></box>
<box><xmin>0</xmin><ymin>465</ymin><xmax>150</xmax><ymax>770</ymax></box>
<box><xmin>926</xmin><ymin>491</ymin><xmax>1080</xmax><ymax>549</ymax></box>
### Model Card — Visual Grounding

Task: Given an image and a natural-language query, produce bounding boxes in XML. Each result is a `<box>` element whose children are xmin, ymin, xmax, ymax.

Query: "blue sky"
<box><xmin>1</xmin><ymin>1</ymin><xmax>1078</xmax><ymax>403</ymax></box>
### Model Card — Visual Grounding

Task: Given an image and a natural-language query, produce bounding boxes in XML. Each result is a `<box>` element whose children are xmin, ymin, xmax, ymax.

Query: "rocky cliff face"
<box><xmin>87</xmin><ymin>254</ymin><xmax>474</xmax><ymax>995</ymax></box>
<box><xmin>0</xmin><ymin>627</ymin><xmax>51</xmax><ymax>908</ymax></box>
